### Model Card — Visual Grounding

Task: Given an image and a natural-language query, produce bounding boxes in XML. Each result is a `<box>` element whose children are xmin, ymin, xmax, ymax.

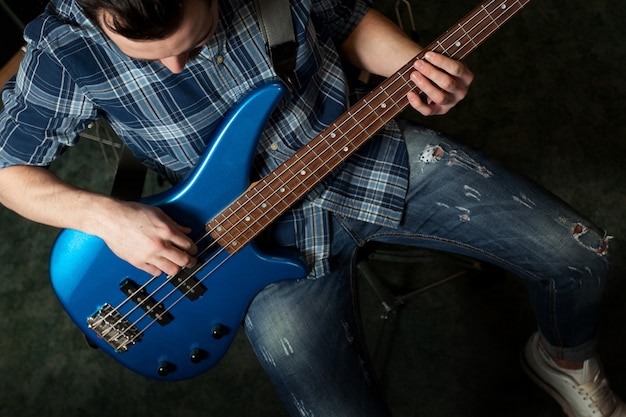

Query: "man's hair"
<box><xmin>77</xmin><ymin>0</ymin><xmax>186</xmax><ymax>40</ymax></box>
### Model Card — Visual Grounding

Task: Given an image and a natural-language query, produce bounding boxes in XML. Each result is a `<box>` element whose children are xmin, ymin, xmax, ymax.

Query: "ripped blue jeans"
<box><xmin>243</xmin><ymin>120</ymin><xmax>611</xmax><ymax>417</ymax></box>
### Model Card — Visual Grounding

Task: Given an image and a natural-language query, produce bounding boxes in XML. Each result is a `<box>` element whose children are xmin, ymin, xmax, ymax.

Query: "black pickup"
<box><xmin>119</xmin><ymin>278</ymin><xmax>174</xmax><ymax>325</ymax></box>
<box><xmin>169</xmin><ymin>267</ymin><xmax>207</xmax><ymax>301</ymax></box>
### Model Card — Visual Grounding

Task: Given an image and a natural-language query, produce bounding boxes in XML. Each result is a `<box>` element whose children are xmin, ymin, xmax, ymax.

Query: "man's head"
<box><xmin>78</xmin><ymin>0</ymin><xmax>187</xmax><ymax>40</ymax></box>
<box><xmin>78</xmin><ymin>0</ymin><xmax>218</xmax><ymax>73</ymax></box>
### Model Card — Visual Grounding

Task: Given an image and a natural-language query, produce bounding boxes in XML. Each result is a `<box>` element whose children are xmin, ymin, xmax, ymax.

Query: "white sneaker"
<box><xmin>522</xmin><ymin>332</ymin><xmax>626</xmax><ymax>417</ymax></box>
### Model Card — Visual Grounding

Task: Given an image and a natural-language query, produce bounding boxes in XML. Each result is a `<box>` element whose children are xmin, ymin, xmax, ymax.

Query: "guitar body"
<box><xmin>49</xmin><ymin>81</ymin><xmax>308</xmax><ymax>381</ymax></box>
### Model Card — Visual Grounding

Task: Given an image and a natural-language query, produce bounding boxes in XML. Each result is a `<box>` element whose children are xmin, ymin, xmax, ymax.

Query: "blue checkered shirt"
<box><xmin>0</xmin><ymin>0</ymin><xmax>409</xmax><ymax>276</ymax></box>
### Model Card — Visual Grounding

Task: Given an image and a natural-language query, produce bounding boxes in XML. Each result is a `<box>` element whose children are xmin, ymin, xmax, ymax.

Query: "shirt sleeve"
<box><xmin>0</xmin><ymin>44</ymin><xmax>98</xmax><ymax>169</ymax></box>
<box><xmin>310</xmin><ymin>0</ymin><xmax>369</xmax><ymax>45</ymax></box>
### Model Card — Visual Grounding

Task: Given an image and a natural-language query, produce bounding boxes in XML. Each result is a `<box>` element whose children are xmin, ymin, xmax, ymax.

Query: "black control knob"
<box><xmin>190</xmin><ymin>348</ymin><xmax>207</xmax><ymax>363</ymax></box>
<box><xmin>211</xmin><ymin>324</ymin><xmax>226</xmax><ymax>339</ymax></box>
<box><xmin>157</xmin><ymin>361</ymin><xmax>174</xmax><ymax>376</ymax></box>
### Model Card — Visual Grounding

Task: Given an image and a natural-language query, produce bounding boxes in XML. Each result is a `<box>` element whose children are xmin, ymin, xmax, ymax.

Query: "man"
<box><xmin>0</xmin><ymin>0</ymin><xmax>623</xmax><ymax>415</ymax></box>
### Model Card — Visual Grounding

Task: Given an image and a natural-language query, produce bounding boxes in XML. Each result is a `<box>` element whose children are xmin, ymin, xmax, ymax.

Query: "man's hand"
<box><xmin>407</xmin><ymin>51</ymin><xmax>474</xmax><ymax>116</ymax></box>
<box><xmin>340</xmin><ymin>10</ymin><xmax>474</xmax><ymax>116</ymax></box>
<box><xmin>98</xmin><ymin>200</ymin><xmax>198</xmax><ymax>277</ymax></box>
<box><xmin>0</xmin><ymin>165</ymin><xmax>197</xmax><ymax>278</ymax></box>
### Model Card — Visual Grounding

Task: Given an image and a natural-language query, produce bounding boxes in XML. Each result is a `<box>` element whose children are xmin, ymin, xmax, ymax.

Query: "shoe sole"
<box><xmin>521</xmin><ymin>351</ymin><xmax>578</xmax><ymax>417</ymax></box>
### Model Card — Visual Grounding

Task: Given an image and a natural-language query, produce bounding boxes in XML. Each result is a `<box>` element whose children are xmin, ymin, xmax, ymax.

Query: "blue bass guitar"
<box><xmin>50</xmin><ymin>83</ymin><xmax>309</xmax><ymax>380</ymax></box>
<box><xmin>49</xmin><ymin>0</ymin><xmax>529</xmax><ymax>381</ymax></box>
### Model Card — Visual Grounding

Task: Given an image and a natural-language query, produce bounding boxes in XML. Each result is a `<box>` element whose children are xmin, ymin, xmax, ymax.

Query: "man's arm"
<box><xmin>339</xmin><ymin>8</ymin><xmax>474</xmax><ymax>116</ymax></box>
<box><xmin>0</xmin><ymin>165</ymin><xmax>197</xmax><ymax>276</ymax></box>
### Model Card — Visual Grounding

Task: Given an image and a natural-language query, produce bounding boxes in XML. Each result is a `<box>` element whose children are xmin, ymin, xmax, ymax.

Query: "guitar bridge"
<box><xmin>87</xmin><ymin>303</ymin><xmax>143</xmax><ymax>353</ymax></box>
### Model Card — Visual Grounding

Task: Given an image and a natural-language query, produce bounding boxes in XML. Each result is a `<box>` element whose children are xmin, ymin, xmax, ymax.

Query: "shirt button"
<box><xmin>216</xmin><ymin>55</ymin><xmax>225</xmax><ymax>64</ymax></box>
<box><xmin>270</xmin><ymin>142</ymin><xmax>279</xmax><ymax>151</ymax></box>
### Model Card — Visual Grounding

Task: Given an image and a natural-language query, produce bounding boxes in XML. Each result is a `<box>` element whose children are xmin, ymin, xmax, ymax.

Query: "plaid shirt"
<box><xmin>0</xmin><ymin>0</ymin><xmax>409</xmax><ymax>276</ymax></box>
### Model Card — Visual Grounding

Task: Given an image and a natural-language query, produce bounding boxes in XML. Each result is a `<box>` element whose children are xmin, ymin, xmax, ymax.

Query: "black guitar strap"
<box><xmin>254</xmin><ymin>0</ymin><xmax>297</xmax><ymax>89</ymax></box>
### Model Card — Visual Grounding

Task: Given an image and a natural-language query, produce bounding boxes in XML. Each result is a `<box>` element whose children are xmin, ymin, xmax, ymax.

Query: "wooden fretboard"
<box><xmin>209</xmin><ymin>0</ymin><xmax>531</xmax><ymax>252</ymax></box>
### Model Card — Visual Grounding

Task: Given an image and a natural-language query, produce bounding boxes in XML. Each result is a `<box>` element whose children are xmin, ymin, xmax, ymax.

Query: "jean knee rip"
<box><xmin>418</xmin><ymin>142</ymin><xmax>494</xmax><ymax>178</ymax></box>
<box><xmin>571</xmin><ymin>222</ymin><xmax>611</xmax><ymax>256</ymax></box>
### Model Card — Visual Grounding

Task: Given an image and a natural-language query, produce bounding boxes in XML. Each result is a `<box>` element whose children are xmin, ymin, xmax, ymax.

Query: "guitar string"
<box><xmin>110</xmin><ymin>0</ymin><xmax>518</xmax><ymax>323</ymax></box>
<box><xmin>97</xmin><ymin>0</ymin><xmax>528</xmax><ymax>349</ymax></box>
<box><xmin>99</xmin><ymin>0</ymin><xmax>520</xmax><ymax>345</ymax></box>
<box><xmin>97</xmin><ymin>0</ymin><xmax>516</xmax><ymax>344</ymax></box>
<box><xmin>195</xmin><ymin>0</ymin><xmax>525</xmax><ymax>256</ymax></box>
<box><xmin>200</xmin><ymin>0</ymin><xmax>519</xmax><ymax>249</ymax></box>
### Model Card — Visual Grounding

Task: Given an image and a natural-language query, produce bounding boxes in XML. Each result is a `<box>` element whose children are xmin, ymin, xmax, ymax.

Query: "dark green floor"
<box><xmin>1</xmin><ymin>0</ymin><xmax>625</xmax><ymax>415</ymax></box>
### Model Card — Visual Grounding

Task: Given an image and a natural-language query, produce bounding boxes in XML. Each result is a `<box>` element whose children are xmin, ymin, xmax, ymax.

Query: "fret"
<box><xmin>255</xmin><ymin>181</ymin><xmax>284</xmax><ymax>215</ymax></box>
<box><xmin>303</xmin><ymin>138</ymin><xmax>325</xmax><ymax>164</ymax></box>
<box><xmin>430</xmin><ymin>0</ymin><xmax>529</xmax><ymax>61</ymax></box>
<box><xmin>349</xmin><ymin>110</ymin><xmax>377</xmax><ymax>139</ymax></box>
<box><xmin>209</xmin><ymin>0</ymin><xmax>531</xmax><ymax>253</ymax></box>
<box><xmin>302</xmin><ymin>129</ymin><xmax>344</xmax><ymax>168</ymax></box>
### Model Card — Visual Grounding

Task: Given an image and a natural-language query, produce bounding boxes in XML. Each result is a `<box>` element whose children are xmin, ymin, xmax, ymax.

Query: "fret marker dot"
<box><xmin>262</xmin><ymin>203</ymin><xmax>267</xmax><ymax>208</ymax></box>
<box><xmin>300</xmin><ymin>170</ymin><xmax>306</xmax><ymax>176</ymax></box>
<box><xmin>217</xmin><ymin>226</ymin><xmax>222</xmax><ymax>231</ymax></box>
<box><xmin>280</xmin><ymin>187</ymin><xmax>286</xmax><ymax>192</ymax></box>
<box><xmin>245</xmin><ymin>216</ymin><xmax>251</xmax><ymax>221</ymax></box>
<box><xmin>455</xmin><ymin>41</ymin><xmax>461</xmax><ymax>47</ymax></box>
<box><xmin>501</xmin><ymin>4</ymin><xmax>506</xmax><ymax>8</ymax></box>
<box><xmin>330</xmin><ymin>132</ymin><xmax>336</xmax><ymax>138</ymax></box>
<box><xmin>343</xmin><ymin>146</ymin><xmax>349</xmax><ymax>152</ymax></box>
<box><xmin>231</xmin><ymin>241</ymin><xmax>238</xmax><ymax>247</ymax></box>
<box><xmin>380</xmin><ymin>102</ymin><xmax>387</xmax><ymax>108</ymax></box>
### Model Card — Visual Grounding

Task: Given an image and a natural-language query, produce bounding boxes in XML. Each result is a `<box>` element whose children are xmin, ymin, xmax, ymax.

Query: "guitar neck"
<box><xmin>209</xmin><ymin>0</ymin><xmax>531</xmax><ymax>252</ymax></box>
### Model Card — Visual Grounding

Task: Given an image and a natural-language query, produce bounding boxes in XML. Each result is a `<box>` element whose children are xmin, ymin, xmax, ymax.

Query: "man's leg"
<box><xmin>338</xmin><ymin>120</ymin><xmax>623</xmax><ymax>417</ymax></box>
<box><xmin>347</xmin><ymin>120</ymin><xmax>611</xmax><ymax>355</ymax></box>
<box><xmin>244</xmin><ymin>120</ymin><xmax>622</xmax><ymax>416</ymax></box>
<box><xmin>244</xmin><ymin>217</ymin><xmax>390</xmax><ymax>417</ymax></box>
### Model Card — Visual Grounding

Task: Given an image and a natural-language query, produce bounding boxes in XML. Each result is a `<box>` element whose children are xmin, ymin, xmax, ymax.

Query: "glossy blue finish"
<box><xmin>49</xmin><ymin>82</ymin><xmax>308</xmax><ymax>381</ymax></box>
